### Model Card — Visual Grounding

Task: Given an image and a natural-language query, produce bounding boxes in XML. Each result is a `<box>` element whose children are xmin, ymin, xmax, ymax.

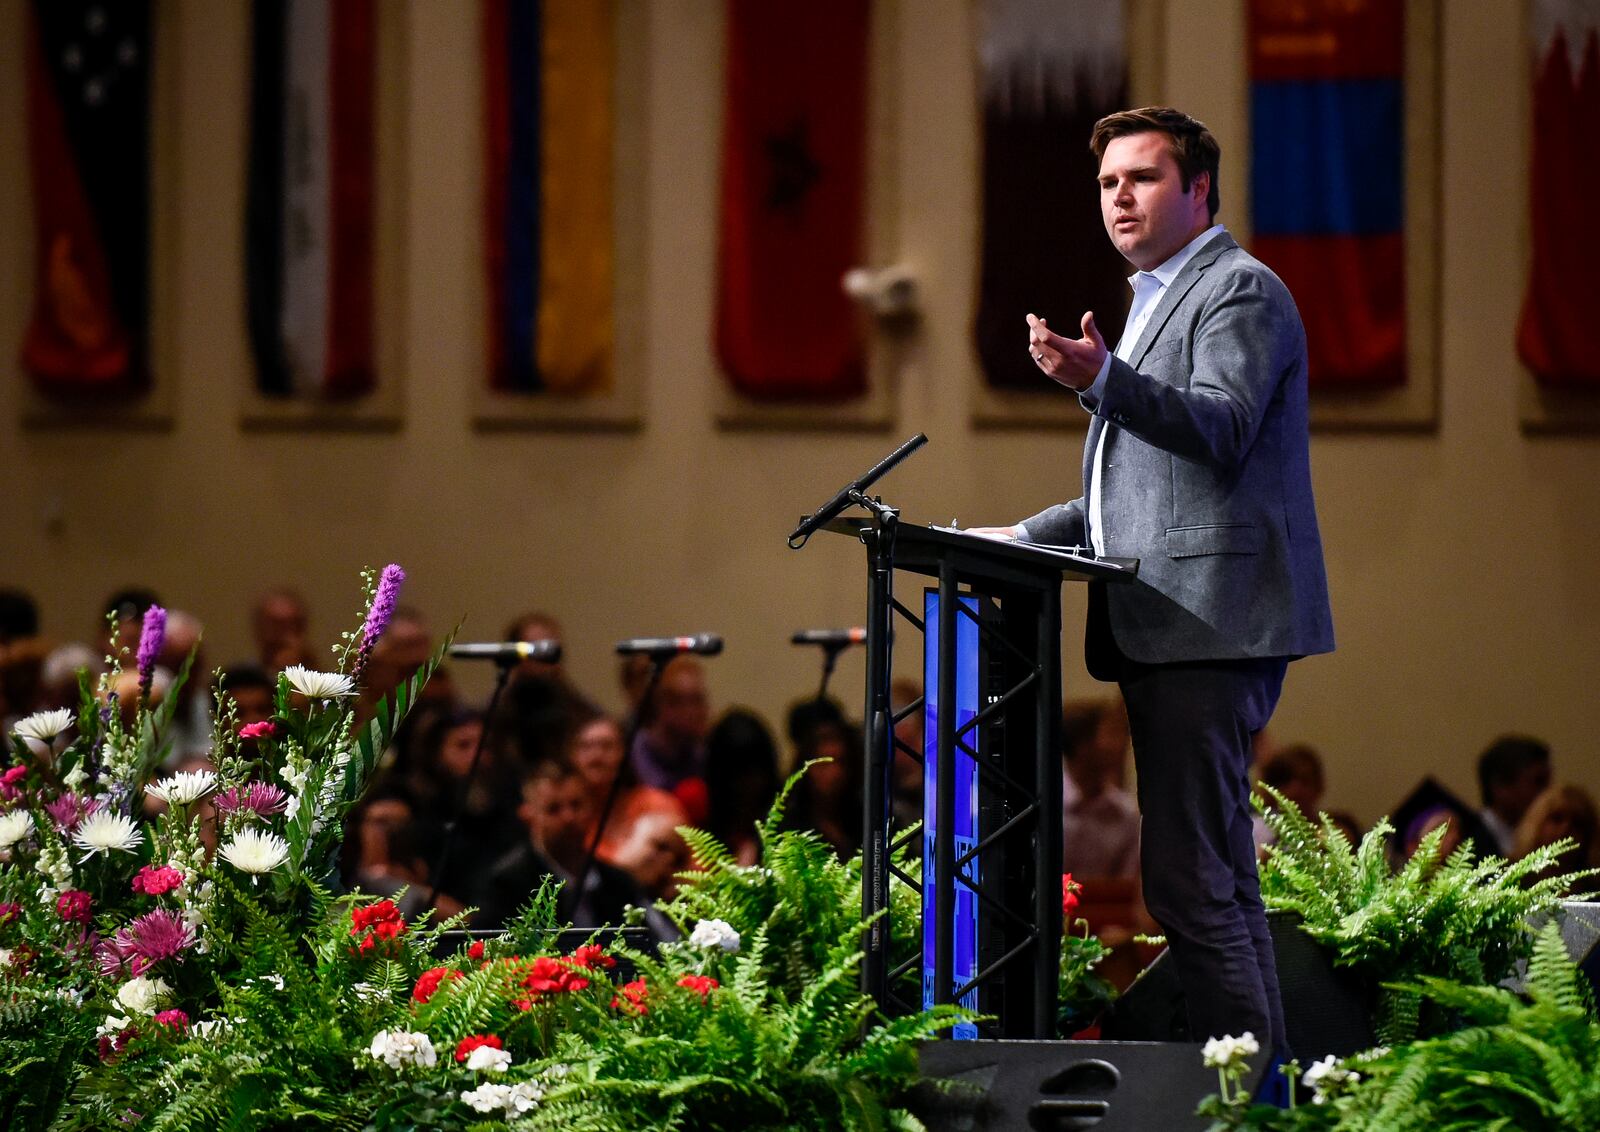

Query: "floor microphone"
<box><xmin>791</xmin><ymin>627</ymin><xmax>867</xmax><ymax>648</ymax></box>
<box><xmin>448</xmin><ymin>640</ymin><xmax>562</xmax><ymax>664</ymax></box>
<box><xmin>614</xmin><ymin>633</ymin><xmax>724</xmax><ymax>658</ymax></box>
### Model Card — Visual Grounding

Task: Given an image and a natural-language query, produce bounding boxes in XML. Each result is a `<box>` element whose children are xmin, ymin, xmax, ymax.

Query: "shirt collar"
<box><xmin>1130</xmin><ymin>222</ymin><xmax>1226</xmax><ymax>293</ymax></box>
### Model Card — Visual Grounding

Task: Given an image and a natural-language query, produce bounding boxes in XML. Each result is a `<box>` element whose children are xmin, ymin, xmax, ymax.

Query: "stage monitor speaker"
<box><xmin>910</xmin><ymin>1039</ymin><xmax>1264</xmax><ymax>1132</ymax></box>
<box><xmin>1514</xmin><ymin>901</ymin><xmax>1600</xmax><ymax>997</ymax></box>
<box><xmin>1099</xmin><ymin>911</ymin><xmax>1374</xmax><ymax>1062</ymax></box>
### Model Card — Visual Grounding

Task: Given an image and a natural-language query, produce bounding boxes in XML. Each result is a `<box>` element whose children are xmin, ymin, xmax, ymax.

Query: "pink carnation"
<box><xmin>57</xmin><ymin>890</ymin><xmax>93</xmax><ymax>925</ymax></box>
<box><xmin>0</xmin><ymin>765</ymin><xmax>27</xmax><ymax>803</ymax></box>
<box><xmin>131</xmin><ymin>864</ymin><xmax>185</xmax><ymax>897</ymax></box>
<box><xmin>153</xmin><ymin>1009</ymin><xmax>188</xmax><ymax>1031</ymax></box>
<box><xmin>238</xmin><ymin>720</ymin><xmax>279</xmax><ymax>741</ymax></box>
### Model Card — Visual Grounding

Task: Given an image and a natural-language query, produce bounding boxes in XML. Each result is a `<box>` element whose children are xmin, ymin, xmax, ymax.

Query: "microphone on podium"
<box><xmin>791</xmin><ymin>627</ymin><xmax>867</xmax><ymax>649</ymax></box>
<box><xmin>614</xmin><ymin>633</ymin><xmax>724</xmax><ymax>658</ymax></box>
<box><xmin>447</xmin><ymin>640</ymin><xmax>562</xmax><ymax>664</ymax></box>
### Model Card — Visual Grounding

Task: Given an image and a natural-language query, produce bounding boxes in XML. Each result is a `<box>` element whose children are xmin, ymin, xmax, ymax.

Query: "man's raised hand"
<box><xmin>1026</xmin><ymin>311</ymin><xmax>1108</xmax><ymax>392</ymax></box>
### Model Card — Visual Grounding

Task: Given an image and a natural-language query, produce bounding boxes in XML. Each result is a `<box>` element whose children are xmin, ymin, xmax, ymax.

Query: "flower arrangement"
<box><xmin>1057</xmin><ymin>873</ymin><xmax>1116</xmax><ymax>1035</ymax></box>
<box><xmin>0</xmin><ymin>577</ymin><xmax>971</xmax><ymax>1129</ymax></box>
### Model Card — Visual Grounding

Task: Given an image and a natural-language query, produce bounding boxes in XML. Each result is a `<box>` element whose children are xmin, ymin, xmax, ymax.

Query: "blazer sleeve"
<box><xmin>1091</xmin><ymin>266</ymin><xmax>1300</xmax><ymax>473</ymax></box>
<box><xmin>1017</xmin><ymin>497</ymin><xmax>1086</xmax><ymax>546</ymax></box>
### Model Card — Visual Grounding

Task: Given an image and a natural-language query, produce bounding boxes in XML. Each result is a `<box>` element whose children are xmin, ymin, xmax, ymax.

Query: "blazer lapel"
<box><xmin>1127</xmin><ymin>231</ymin><xmax>1236</xmax><ymax>369</ymax></box>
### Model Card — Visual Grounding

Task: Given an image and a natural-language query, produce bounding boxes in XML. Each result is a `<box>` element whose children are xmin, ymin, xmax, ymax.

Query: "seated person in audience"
<box><xmin>1252</xmin><ymin>742</ymin><xmax>1326</xmax><ymax>855</ymax></box>
<box><xmin>606</xmin><ymin>809</ymin><xmax>691</xmax><ymax>901</ymax></box>
<box><xmin>1061</xmin><ymin>698</ymin><xmax>1140</xmax><ymax>881</ymax></box>
<box><xmin>390</xmin><ymin>708</ymin><xmax>524</xmax><ymax>909</ymax></box>
<box><xmin>159</xmin><ymin>610</ymin><xmax>212</xmax><ymax>764</ymax></box>
<box><xmin>618</xmin><ymin>653</ymin><xmax>654</xmax><ymax>718</ymax></box>
<box><xmin>35</xmin><ymin>643</ymin><xmax>102</xmax><ymax>712</ymax></box>
<box><xmin>252</xmin><ymin>586</ymin><xmax>313</xmax><ymax>673</ymax></box>
<box><xmin>1389</xmin><ymin>776</ymin><xmax>1492</xmax><ymax>870</ymax></box>
<box><xmin>567</xmin><ymin>712</ymin><xmax>687</xmax><ymax>859</ymax></box>
<box><xmin>1476</xmin><ymin>734</ymin><xmax>1553</xmax><ymax>858</ymax></box>
<box><xmin>217</xmin><ymin>664</ymin><xmax>276</xmax><ymax>730</ymax></box>
<box><xmin>473</xmin><ymin>759</ymin><xmax>644</xmax><ymax>931</ymax></box>
<box><xmin>1514</xmin><ymin>783</ymin><xmax>1599</xmax><ymax>879</ymax></box>
<box><xmin>347</xmin><ymin>791</ymin><xmax>435</xmax><ymax>918</ymax></box>
<box><xmin>0</xmin><ymin>588</ymin><xmax>45</xmax><ymax>729</ymax></box>
<box><xmin>101</xmin><ymin>587</ymin><xmax>160</xmax><ymax>657</ymax></box>
<box><xmin>703</xmin><ymin>708</ymin><xmax>781</xmax><ymax>865</ymax></box>
<box><xmin>628</xmin><ymin>657</ymin><xmax>713</xmax><ymax>824</ymax></box>
<box><xmin>146</xmin><ymin>753</ymin><xmax>219</xmax><ymax>855</ymax></box>
<box><xmin>497</xmin><ymin>610</ymin><xmax>600</xmax><ymax>771</ymax></box>
<box><xmin>781</xmin><ymin>698</ymin><xmax>862</xmax><ymax>860</ymax></box>
<box><xmin>1399</xmin><ymin>806</ymin><xmax>1464</xmax><ymax>867</ymax></box>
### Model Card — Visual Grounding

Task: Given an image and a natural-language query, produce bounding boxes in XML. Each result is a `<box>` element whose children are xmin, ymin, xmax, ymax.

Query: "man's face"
<box><xmin>654</xmin><ymin>665</ymin><xmax>710</xmax><ymax>747</ymax></box>
<box><xmin>1098</xmin><ymin>131</ymin><xmax>1210</xmax><ymax>271</ymax></box>
<box><xmin>524</xmin><ymin>775</ymin><xmax>592</xmax><ymax>860</ymax></box>
<box><xmin>254</xmin><ymin>596</ymin><xmax>308</xmax><ymax>667</ymax></box>
<box><xmin>571</xmin><ymin>719</ymin><xmax>625</xmax><ymax>793</ymax></box>
<box><xmin>1500</xmin><ymin>761</ymin><xmax>1552</xmax><ymax>822</ymax></box>
<box><xmin>231</xmin><ymin>686</ymin><xmax>274</xmax><ymax>728</ymax></box>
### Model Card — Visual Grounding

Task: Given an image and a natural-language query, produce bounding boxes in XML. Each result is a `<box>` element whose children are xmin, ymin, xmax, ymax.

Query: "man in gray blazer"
<box><xmin>974</xmin><ymin>107</ymin><xmax>1334</xmax><ymax>1050</ymax></box>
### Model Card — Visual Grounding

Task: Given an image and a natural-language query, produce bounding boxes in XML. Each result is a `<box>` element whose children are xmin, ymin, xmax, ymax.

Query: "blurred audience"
<box><xmin>781</xmin><ymin>697</ymin><xmax>862</xmax><ymax>860</ymax></box>
<box><xmin>1061</xmin><ymin>698</ymin><xmax>1139</xmax><ymax>880</ymax></box>
<box><xmin>252</xmin><ymin>587</ymin><xmax>313</xmax><ymax>673</ymax></box>
<box><xmin>703</xmin><ymin>708</ymin><xmax>782</xmax><ymax>866</ymax></box>
<box><xmin>496</xmin><ymin>610</ymin><xmax>601</xmax><ymax>772</ymax></box>
<box><xmin>629</xmin><ymin>657</ymin><xmax>713</xmax><ymax>824</ymax></box>
<box><xmin>1476</xmin><ymin>735</ymin><xmax>1553</xmax><ymax>858</ymax></box>
<box><xmin>1514</xmin><ymin>783</ymin><xmax>1599</xmax><ymax>877</ymax></box>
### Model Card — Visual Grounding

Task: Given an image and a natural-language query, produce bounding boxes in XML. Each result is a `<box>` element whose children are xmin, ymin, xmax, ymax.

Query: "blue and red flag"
<box><xmin>246</xmin><ymin>0</ymin><xmax>377</xmax><ymax>400</ymax></box>
<box><xmin>715</xmin><ymin>0</ymin><xmax>869</xmax><ymax>402</ymax></box>
<box><xmin>974</xmin><ymin>0</ymin><xmax>1131</xmax><ymax>391</ymax></box>
<box><xmin>483</xmin><ymin>0</ymin><xmax>614</xmax><ymax>396</ymax></box>
<box><xmin>22</xmin><ymin>0</ymin><xmax>152</xmax><ymax>395</ymax></box>
<box><xmin>1249</xmin><ymin>0</ymin><xmax>1406</xmax><ymax>388</ymax></box>
<box><xmin>1518</xmin><ymin>4</ymin><xmax>1600</xmax><ymax>388</ymax></box>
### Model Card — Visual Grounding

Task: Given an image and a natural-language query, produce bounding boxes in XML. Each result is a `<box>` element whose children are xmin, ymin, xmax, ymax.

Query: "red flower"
<box><xmin>57</xmin><ymin>890</ymin><xmax>93</xmax><ymax>925</ymax></box>
<box><xmin>238</xmin><ymin>720</ymin><xmax>279</xmax><ymax>741</ymax></box>
<box><xmin>153</xmin><ymin>1009</ymin><xmax>188</xmax><ymax>1031</ymax></box>
<box><xmin>0</xmin><ymin>902</ymin><xmax>21</xmax><ymax>925</ymax></box>
<box><xmin>454</xmin><ymin>1033</ymin><xmax>503</xmax><ymax>1063</ymax></box>
<box><xmin>1062</xmin><ymin>874</ymin><xmax>1083</xmax><ymax>920</ymax></box>
<box><xmin>569</xmin><ymin>943</ymin><xmax>616</xmax><ymax>971</ymax></box>
<box><xmin>519</xmin><ymin>955</ymin><xmax>590</xmax><ymax>999</ymax></box>
<box><xmin>676</xmin><ymin>974</ymin><xmax>718</xmax><ymax>1000</ymax></box>
<box><xmin>349</xmin><ymin>900</ymin><xmax>407</xmax><ymax>957</ymax></box>
<box><xmin>412</xmin><ymin>966</ymin><xmax>463</xmax><ymax>1004</ymax></box>
<box><xmin>131</xmin><ymin>864</ymin><xmax>185</xmax><ymax>897</ymax></box>
<box><xmin>0</xmin><ymin>765</ymin><xmax>27</xmax><ymax>802</ymax></box>
<box><xmin>612</xmin><ymin>978</ymin><xmax>650</xmax><ymax>1014</ymax></box>
<box><xmin>97</xmin><ymin>1023</ymin><xmax>138</xmax><ymax>1062</ymax></box>
<box><xmin>467</xmin><ymin>939</ymin><xmax>485</xmax><ymax>960</ymax></box>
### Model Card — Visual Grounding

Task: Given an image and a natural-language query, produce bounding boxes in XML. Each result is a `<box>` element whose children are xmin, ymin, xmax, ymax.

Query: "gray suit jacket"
<box><xmin>1020</xmin><ymin>231</ymin><xmax>1334</xmax><ymax>664</ymax></box>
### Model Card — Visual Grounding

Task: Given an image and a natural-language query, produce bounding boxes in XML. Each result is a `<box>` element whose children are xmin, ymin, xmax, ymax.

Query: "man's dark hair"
<box><xmin>217</xmin><ymin>663</ymin><xmax>274</xmax><ymax>696</ymax></box>
<box><xmin>1061</xmin><ymin>700</ymin><xmax>1104</xmax><ymax>763</ymax></box>
<box><xmin>1476</xmin><ymin>735</ymin><xmax>1551</xmax><ymax>806</ymax></box>
<box><xmin>104</xmin><ymin>587</ymin><xmax>160</xmax><ymax>624</ymax></box>
<box><xmin>1259</xmin><ymin>744</ymin><xmax>1325</xmax><ymax>792</ymax></box>
<box><xmin>0</xmin><ymin>589</ymin><xmax>39</xmax><ymax>642</ymax></box>
<box><xmin>1090</xmin><ymin>106</ymin><xmax>1222</xmax><ymax>220</ymax></box>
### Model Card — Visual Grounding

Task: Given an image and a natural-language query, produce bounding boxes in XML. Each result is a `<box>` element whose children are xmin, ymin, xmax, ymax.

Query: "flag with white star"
<box><xmin>715</xmin><ymin>0</ymin><xmax>870</xmax><ymax>402</ymax></box>
<box><xmin>21</xmin><ymin>0</ymin><xmax>152</xmax><ymax>394</ymax></box>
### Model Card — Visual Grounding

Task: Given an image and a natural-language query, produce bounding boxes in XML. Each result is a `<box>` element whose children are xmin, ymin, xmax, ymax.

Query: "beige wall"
<box><xmin>2</xmin><ymin>1</ymin><xmax>1595</xmax><ymax>824</ymax></box>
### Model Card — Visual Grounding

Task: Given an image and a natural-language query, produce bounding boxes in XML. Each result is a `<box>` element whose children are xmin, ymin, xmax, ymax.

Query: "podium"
<box><xmin>823</xmin><ymin>516</ymin><xmax>1137</xmax><ymax>1038</ymax></box>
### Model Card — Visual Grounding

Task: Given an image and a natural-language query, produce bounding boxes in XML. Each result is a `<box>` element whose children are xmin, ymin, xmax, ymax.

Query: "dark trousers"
<box><xmin>1087</xmin><ymin>589</ymin><xmax>1289</xmax><ymax>1047</ymax></box>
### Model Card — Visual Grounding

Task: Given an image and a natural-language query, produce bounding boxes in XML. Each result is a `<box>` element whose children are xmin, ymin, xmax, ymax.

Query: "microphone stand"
<box><xmin>421</xmin><ymin>654</ymin><xmax>517</xmax><ymax>914</ymax></box>
<box><xmin>815</xmin><ymin>641</ymin><xmax>850</xmax><ymax>703</ymax></box>
<box><xmin>572</xmin><ymin>656</ymin><xmax>669</xmax><ymax>915</ymax></box>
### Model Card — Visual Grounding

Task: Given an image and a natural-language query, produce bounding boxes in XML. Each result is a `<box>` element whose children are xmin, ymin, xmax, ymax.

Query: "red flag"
<box><xmin>22</xmin><ymin>1</ymin><xmax>152</xmax><ymax>395</ymax></box>
<box><xmin>1517</xmin><ymin>12</ymin><xmax>1600</xmax><ymax>388</ymax></box>
<box><xmin>715</xmin><ymin>0</ymin><xmax>869</xmax><ymax>402</ymax></box>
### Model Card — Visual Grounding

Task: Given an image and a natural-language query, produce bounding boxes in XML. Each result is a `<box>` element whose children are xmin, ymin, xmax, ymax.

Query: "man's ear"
<box><xmin>1192</xmin><ymin>170</ymin><xmax>1211</xmax><ymax>209</ymax></box>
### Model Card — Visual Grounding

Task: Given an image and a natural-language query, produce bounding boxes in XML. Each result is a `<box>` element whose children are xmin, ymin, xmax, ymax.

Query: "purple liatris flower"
<box><xmin>213</xmin><ymin>781</ymin><xmax>289</xmax><ymax>819</ymax></box>
<box><xmin>358</xmin><ymin>564</ymin><xmax>406</xmax><ymax>665</ymax></box>
<box><xmin>121</xmin><ymin>908</ymin><xmax>196</xmax><ymax>974</ymax></box>
<box><xmin>137</xmin><ymin>604</ymin><xmax>168</xmax><ymax>696</ymax></box>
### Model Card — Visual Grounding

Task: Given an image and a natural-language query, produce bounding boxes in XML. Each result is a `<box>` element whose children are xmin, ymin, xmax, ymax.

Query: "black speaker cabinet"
<box><xmin>910</xmin><ymin>1039</ymin><xmax>1265</xmax><ymax>1132</ymax></box>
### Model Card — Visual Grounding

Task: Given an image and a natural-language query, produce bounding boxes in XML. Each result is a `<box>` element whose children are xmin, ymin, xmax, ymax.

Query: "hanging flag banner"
<box><xmin>715</xmin><ymin>0</ymin><xmax>869</xmax><ymax>402</ymax></box>
<box><xmin>1248</xmin><ymin>0</ymin><xmax>1406</xmax><ymax>389</ymax></box>
<box><xmin>974</xmin><ymin>0</ymin><xmax>1131</xmax><ymax>392</ymax></box>
<box><xmin>484</xmin><ymin>0</ymin><xmax>614</xmax><ymax>396</ymax></box>
<box><xmin>246</xmin><ymin>0</ymin><xmax>377</xmax><ymax>400</ymax></box>
<box><xmin>22</xmin><ymin>0</ymin><xmax>153</xmax><ymax>396</ymax></box>
<box><xmin>1518</xmin><ymin>3</ymin><xmax>1600</xmax><ymax>389</ymax></box>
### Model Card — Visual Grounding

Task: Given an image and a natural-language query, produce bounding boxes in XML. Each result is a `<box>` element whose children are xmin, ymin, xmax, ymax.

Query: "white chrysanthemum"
<box><xmin>1302</xmin><ymin>1054</ymin><xmax>1360</xmax><ymax>1104</ymax></box>
<box><xmin>0</xmin><ymin>810</ymin><xmax>35</xmax><ymax>851</ymax></box>
<box><xmin>116</xmin><ymin>976</ymin><xmax>172</xmax><ymax>1016</ymax></box>
<box><xmin>71</xmin><ymin>811</ymin><xmax>144</xmax><ymax>858</ymax></box>
<box><xmin>218</xmin><ymin>828</ymin><xmax>290</xmax><ymax>874</ymax></box>
<box><xmin>367</xmin><ymin>1029</ymin><xmax>437</xmax><ymax>1069</ymax></box>
<box><xmin>146</xmin><ymin>769</ymin><xmax>217</xmax><ymax>807</ymax></box>
<box><xmin>283</xmin><ymin>665</ymin><xmax>356</xmax><ymax>700</ymax></box>
<box><xmin>96</xmin><ymin>1012</ymin><xmax>134</xmax><ymax>1036</ymax></box>
<box><xmin>1201</xmin><ymin>1031</ymin><xmax>1259</xmax><ymax>1070</ymax></box>
<box><xmin>689</xmin><ymin>917</ymin><xmax>741</xmax><ymax>953</ymax></box>
<box><xmin>13</xmin><ymin>708</ymin><xmax>74</xmax><ymax>745</ymax></box>
<box><xmin>465</xmin><ymin>1044</ymin><xmax>513</xmax><ymax>1073</ymax></box>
